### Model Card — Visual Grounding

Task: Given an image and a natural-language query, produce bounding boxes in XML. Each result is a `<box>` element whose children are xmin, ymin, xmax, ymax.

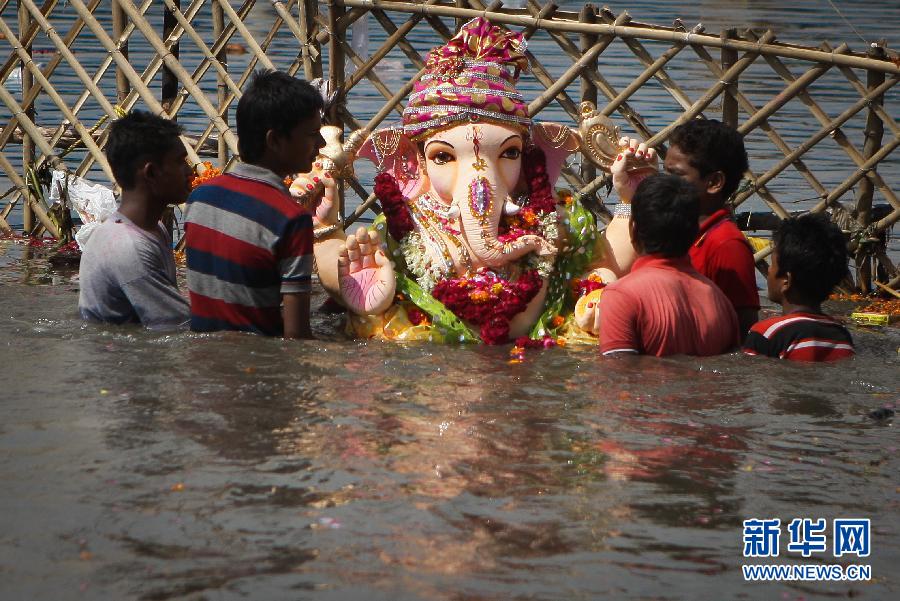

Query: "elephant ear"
<box><xmin>531</xmin><ymin>123</ymin><xmax>581</xmax><ymax>187</ymax></box>
<box><xmin>358</xmin><ymin>128</ymin><xmax>426</xmax><ymax>199</ymax></box>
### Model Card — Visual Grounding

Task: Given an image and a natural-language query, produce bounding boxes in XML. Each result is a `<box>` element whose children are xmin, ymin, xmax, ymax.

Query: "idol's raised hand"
<box><xmin>612</xmin><ymin>136</ymin><xmax>659</xmax><ymax>203</ymax></box>
<box><xmin>289</xmin><ymin>164</ymin><xmax>339</xmax><ymax>228</ymax></box>
<box><xmin>337</xmin><ymin>226</ymin><xmax>396</xmax><ymax>316</ymax></box>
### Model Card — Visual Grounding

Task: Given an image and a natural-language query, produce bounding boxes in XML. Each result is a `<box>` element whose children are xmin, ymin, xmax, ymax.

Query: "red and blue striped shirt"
<box><xmin>185</xmin><ymin>163</ymin><xmax>313</xmax><ymax>336</ymax></box>
<box><xmin>743</xmin><ymin>312</ymin><xmax>855</xmax><ymax>361</ymax></box>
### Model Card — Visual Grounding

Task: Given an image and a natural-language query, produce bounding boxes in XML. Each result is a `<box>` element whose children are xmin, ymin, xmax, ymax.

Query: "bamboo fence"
<box><xmin>0</xmin><ymin>0</ymin><xmax>897</xmax><ymax>291</ymax></box>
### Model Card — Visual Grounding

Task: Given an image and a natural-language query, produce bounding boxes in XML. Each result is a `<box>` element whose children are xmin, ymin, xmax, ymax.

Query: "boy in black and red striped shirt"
<box><xmin>743</xmin><ymin>214</ymin><xmax>854</xmax><ymax>362</ymax></box>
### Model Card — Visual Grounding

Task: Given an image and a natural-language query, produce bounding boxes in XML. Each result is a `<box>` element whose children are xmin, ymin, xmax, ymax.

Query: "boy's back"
<box><xmin>600</xmin><ymin>255</ymin><xmax>739</xmax><ymax>356</ymax></box>
<box><xmin>743</xmin><ymin>312</ymin><xmax>854</xmax><ymax>361</ymax></box>
<box><xmin>80</xmin><ymin>212</ymin><xmax>188</xmax><ymax>327</ymax></box>
<box><xmin>184</xmin><ymin>163</ymin><xmax>313</xmax><ymax>336</ymax></box>
<box><xmin>743</xmin><ymin>213</ymin><xmax>854</xmax><ymax>362</ymax></box>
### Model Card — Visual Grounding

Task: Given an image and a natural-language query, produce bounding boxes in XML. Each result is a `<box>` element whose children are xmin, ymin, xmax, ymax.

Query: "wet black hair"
<box><xmin>236</xmin><ymin>70</ymin><xmax>324</xmax><ymax>163</ymax></box>
<box><xmin>105</xmin><ymin>110</ymin><xmax>183</xmax><ymax>190</ymax></box>
<box><xmin>631</xmin><ymin>173</ymin><xmax>700</xmax><ymax>258</ymax></box>
<box><xmin>669</xmin><ymin>119</ymin><xmax>749</xmax><ymax>199</ymax></box>
<box><xmin>773</xmin><ymin>213</ymin><xmax>849</xmax><ymax>304</ymax></box>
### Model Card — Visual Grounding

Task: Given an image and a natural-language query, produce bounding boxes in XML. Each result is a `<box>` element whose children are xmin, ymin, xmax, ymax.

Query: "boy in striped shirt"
<box><xmin>185</xmin><ymin>71</ymin><xmax>325</xmax><ymax>338</ymax></box>
<box><xmin>743</xmin><ymin>214</ymin><xmax>854</xmax><ymax>361</ymax></box>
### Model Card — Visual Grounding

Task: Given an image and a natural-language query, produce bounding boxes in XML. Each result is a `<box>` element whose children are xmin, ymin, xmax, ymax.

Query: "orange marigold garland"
<box><xmin>190</xmin><ymin>161</ymin><xmax>222</xmax><ymax>189</ymax></box>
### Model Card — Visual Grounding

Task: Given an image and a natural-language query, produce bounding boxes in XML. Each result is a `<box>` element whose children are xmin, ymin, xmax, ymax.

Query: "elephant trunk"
<box><xmin>458</xmin><ymin>176</ymin><xmax>550</xmax><ymax>269</ymax></box>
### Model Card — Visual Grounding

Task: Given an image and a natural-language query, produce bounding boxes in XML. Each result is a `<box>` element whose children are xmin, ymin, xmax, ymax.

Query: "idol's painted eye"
<box><xmin>500</xmin><ymin>146</ymin><xmax>522</xmax><ymax>160</ymax></box>
<box><xmin>429</xmin><ymin>150</ymin><xmax>455</xmax><ymax>165</ymax></box>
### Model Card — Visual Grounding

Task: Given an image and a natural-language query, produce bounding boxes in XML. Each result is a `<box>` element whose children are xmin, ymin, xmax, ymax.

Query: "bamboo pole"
<box><xmin>755</xmin><ymin>36</ymin><xmax>900</xmax><ymax>214</ymax></box>
<box><xmin>17</xmin><ymin>0</ymin><xmax>134</xmax><ymax>162</ymax></box>
<box><xmin>5</xmin><ymin>0</ymin><xmax>129</xmax><ymax>167</ymax></box>
<box><xmin>0</xmin><ymin>17</ymin><xmax>114</xmax><ymax>181</ymax></box>
<box><xmin>527</xmin><ymin>15</ymin><xmax>627</xmax><ymax>116</ymax></box>
<box><xmin>419</xmin><ymin>7</ymin><xmax>455</xmax><ymax>46</ymax></box>
<box><xmin>337</xmin><ymin>0</ymin><xmax>900</xmax><ymax>74</ymax></box>
<box><xmin>65</xmin><ymin>0</ymin><xmax>204</xmax><ymax>166</ymax></box>
<box><xmin>0</xmin><ymin>0</ymin><xmax>58</xmax><ymax>82</ymax></box>
<box><xmin>455</xmin><ymin>0</ymin><xmax>466</xmax><ymax>32</ymax></box>
<box><xmin>580</xmin><ymin>4</ymin><xmax>598</xmax><ymax>187</ymax></box>
<box><xmin>734</xmin><ymin>75</ymin><xmax>898</xmax><ymax>207</ymax></box>
<box><xmin>307</xmin><ymin>5</ymin><xmax>371</xmax><ymax>47</ymax></box>
<box><xmin>529</xmin><ymin>2</ymin><xmax>655</xmax><ymax>138</ymax></box>
<box><xmin>368</xmin><ymin>8</ymin><xmax>428</xmax><ymax>69</ymax></box>
<box><xmin>836</xmin><ymin>60</ymin><xmax>900</xmax><ymax>139</ymax></box>
<box><xmin>0</xmin><ymin>85</ymin><xmax>64</xmax><ymax>169</ymax></box>
<box><xmin>647</xmin><ymin>30</ymin><xmax>777</xmax><ymax>146</ymax></box>
<box><xmin>189</xmin><ymin>9</ymin><xmax>285</xmax><ymax>161</ymax></box>
<box><xmin>0</xmin><ymin>152</ymin><xmax>60</xmax><ymax>237</ymax></box>
<box><xmin>73</xmin><ymin>0</ymin><xmax>201</xmax><ymax>179</ymax></box>
<box><xmin>298</xmin><ymin>0</ymin><xmax>316</xmax><ymax>79</ymax></box>
<box><xmin>600</xmin><ymin>39</ymin><xmax>685</xmax><ymax>118</ymax></box>
<box><xmin>821</xmin><ymin>137</ymin><xmax>899</xmax><ymax>217</ymax></box>
<box><xmin>328</xmin><ymin>0</ymin><xmax>347</xmax><ymax>219</ymax></box>
<box><xmin>690</xmin><ymin>43</ymin><xmax>832</xmax><ymax>217</ymax></box>
<box><xmin>66</xmin><ymin>0</ymin><xmax>203</xmax><ymax>185</ymax></box>
<box><xmin>484</xmin><ymin>0</ymin><xmax>584</xmax><ymax>122</ymax></box>
<box><xmin>0</xmin><ymin>0</ymin><xmax>62</xmax><ymax>214</ymax></box>
<box><xmin>212</xmin><ymin>0</ymin><xmax>227</xmax><ymax>165</ymax></box>
<box><xmin>112</xmin><ymin>0</ymin><xmax>239</xmax><ymax>155</ymax></box>
<box><xmin>0</xmin><ymin>0</ymin><xmax>55</xmax><ymax>86</ymax></box>
<box><xmin>736</xmin><ymin>47</ymin><xmax>841</xmax><ymax>136</ymax></box>
<box><xmin>161</xmin><ymin>0</ymin><xmax>180</xmax><ymax>113</ymax></box>
<box><xmin>18</xmin><ymin>0</ymin><xmax>35</xmax><ymax>233</ymax></box>
<box><xmin>342</xmin><ymin>0</ymin><xmax>438</xmax><ymax>93</ymax></box>
<box><xmin>869</xmin><ymin>207</ymin><xmax>900</xmax><ymax>244</ymax></box>
<box><xmin>721</xmin><ymin>28</ymin><xmax>738</xmax><ymax>128</ymax></box>
<box><xmin>298</xmin><ymin>0</ymin><xmax>324</xmax><ymax>79</ymax></box>
<box><xmin>111</xmin><ymin>0</ymin><xmax>129</xmax><ymax>102</ymax></box>
<box><xmin>362</xmin><ymin>67</ymin><xmax>425</xmax><ymax>133</ymax></box>
<box><xmin>162</xmin><ymin>0</ymin><xmax>241</xmax><ymax>99</ymax></box>
<box><xmin>318</xmin><ymin>16</ymin><xmax>404</xmax><ymax>118</ymax></box>
<box><xmin>597</xmin><ymin>6</ymin><xmax>695</xmax><ymax>114</ymax></box>
<box><xmin>213</xmin><ymin>0</ymin><xmax>276</xmax><ymax>71</ymax></box>
<box><xmin>854</xmin><ymin>44</ymin><xmax>888</xmax><ymax>293</ymax></box>
<box><xmin>754</xmin><ymin>196</ymin><xmax>900</xmax><ymax>264</ymax></box>
<box><xmin>21</xmin><ymin>0</ymin><xmax>122</xmax><ymax>119</ymax></box>
<box><xmin>164</xmin><ymin>0</ymin><xmax>256</xmax><ymax>123</ymax></box>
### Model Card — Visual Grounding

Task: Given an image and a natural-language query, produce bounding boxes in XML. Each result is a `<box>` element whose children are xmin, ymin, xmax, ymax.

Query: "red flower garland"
<box><xmin>571</xmin><ymin>275</ymin><xmax>606</xmax><ymax>298</ymax></box>
<box><xmin>432</xmin><ymin>269</ymin><xmax>543</xmax><ymax>344</ymax></box>
<box><xmin>522</xmin><ymin>146</ymin><xmax>557</xmax><ymax>214</ymax></box>
<box><xmin>374</xmin><ymin>172</ymin><xmax>414</xmax><ymax>241</ymax></box>
<box><xmin>406</xmin><ymin>306</ymin><xmax>429</xmax><ymax>326</ymax></box>
<box><xmin>498</xmin><ymin>146</ymin><xmax>558</xmax><ymax>243</ymax></box>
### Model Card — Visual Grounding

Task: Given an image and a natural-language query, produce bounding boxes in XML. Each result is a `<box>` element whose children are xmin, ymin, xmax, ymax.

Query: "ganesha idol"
<box><xmin>293</xmin><ymin>18</ymin><xmax>655</xmax><ymax>345</ymax></box>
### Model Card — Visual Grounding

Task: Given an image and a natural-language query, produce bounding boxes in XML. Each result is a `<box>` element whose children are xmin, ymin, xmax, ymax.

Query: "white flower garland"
<box><xmin>400</xmin><ymin>231</ymin><xmax>447</xmax><ymax>293</ymax></box>
<box><xmin>399</xmin><ymin>197</ymin><xmax>562</xmax><ymax>291</ymax></box>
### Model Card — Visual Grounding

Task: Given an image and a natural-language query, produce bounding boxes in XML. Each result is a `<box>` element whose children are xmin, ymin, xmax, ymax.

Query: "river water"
<box><xmin>2</xmin><ymin>1</ymin><xmax>900</xmax><ymax>600</ymax></box>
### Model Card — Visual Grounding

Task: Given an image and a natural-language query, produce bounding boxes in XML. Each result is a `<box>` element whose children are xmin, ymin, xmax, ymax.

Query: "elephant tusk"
<box><xmin>503</xmin><ymin>199</ymin><xmax>522</xmax><ymax>216</ymax></box>
<box><xmin>447</xmin><ymin>204</ymin><xmax>461</xmax><ymax>219</ymax></box>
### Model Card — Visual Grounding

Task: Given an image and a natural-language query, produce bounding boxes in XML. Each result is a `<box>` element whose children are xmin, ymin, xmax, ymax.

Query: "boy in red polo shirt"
<box><xmin>599</xmin><ymin>174</ymin><xmax>739</xmax><ymax>357</ymax></box>
<box><xmin>663</xmin><ymin>120</ymin><xmax>759</xmax><ymax>336</ymax></box>
<box><xmin>743</xmin><ymin>213</ymin><xmax>854</xmax><ymax>361</ymax></box>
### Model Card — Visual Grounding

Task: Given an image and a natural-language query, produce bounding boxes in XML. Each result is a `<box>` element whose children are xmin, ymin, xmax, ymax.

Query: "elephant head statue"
<box><xmin>357</xmin><ymin>120</ymin><xmax>581</xmax><ymax>276</ymax></box>
<box><xmin>308</xmin><ymin>18</ymin><xmax>631</xmax><ymax>345</ymax></box>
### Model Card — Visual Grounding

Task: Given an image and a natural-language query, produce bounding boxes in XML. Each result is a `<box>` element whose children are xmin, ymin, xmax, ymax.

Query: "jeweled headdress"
<box><xmin>402</xmin><ymin>17</ymin><xmax>532</xmax><ymax>140</ymax></box>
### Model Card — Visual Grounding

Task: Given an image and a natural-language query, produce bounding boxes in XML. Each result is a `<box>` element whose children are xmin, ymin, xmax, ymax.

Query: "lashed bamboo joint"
<box><xmin>0</xmin><ymin>0</ymin><xmax>896</xmax><ymax>292</ymax></box>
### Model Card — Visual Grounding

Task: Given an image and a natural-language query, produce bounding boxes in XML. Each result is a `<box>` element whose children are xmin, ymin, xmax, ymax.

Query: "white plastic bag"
<box><xmin>48</xmin><ymin>170</ymin><xmax>118</xmax><ymax>250</ymax></box>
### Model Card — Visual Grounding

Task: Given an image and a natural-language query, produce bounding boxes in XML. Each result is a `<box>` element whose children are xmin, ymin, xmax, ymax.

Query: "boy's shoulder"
<box><xmin>748</xmin><ymin>313</ymin><xmax>785</xmax><ymax>336</ymax></box>
<box><xmin>749</xmin><ymin>311</ymin><xmax>847</xmax><ymax>338</ymax></box>
<box><xmin>189</xmin><ymin>171</ymin><xmax>308</xmax><ymax>231</ymax></box>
